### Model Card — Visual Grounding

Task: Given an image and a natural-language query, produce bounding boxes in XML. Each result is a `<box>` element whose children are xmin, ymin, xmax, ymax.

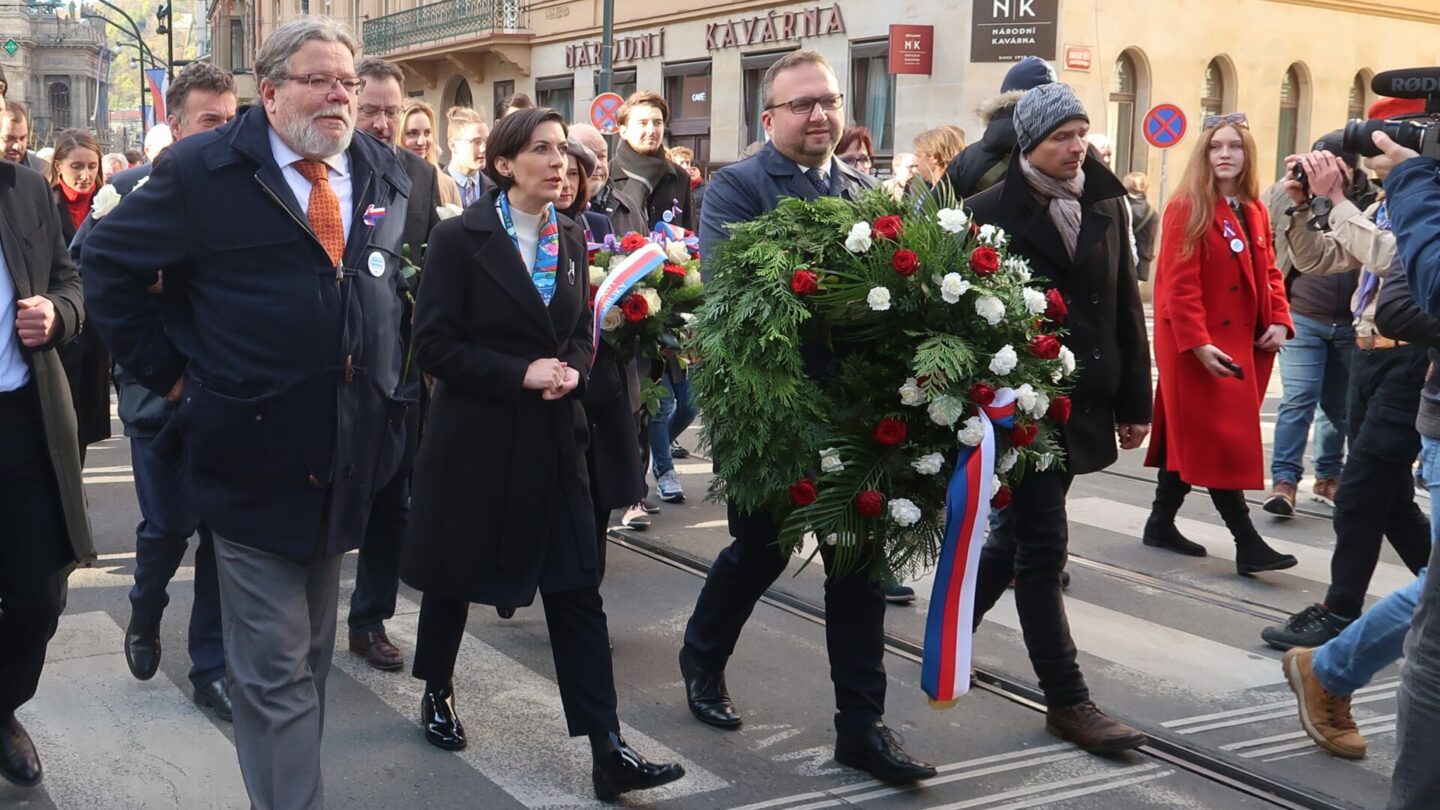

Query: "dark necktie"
<box><xmin>1230</xmin><ymin>199</ymin><xmax>1251</xmax><ymax>241</ymax></box>
<box><xmin>806</xmin><ymin>168</ymin><xmax>831</xmax><ymax>196</ymax></box>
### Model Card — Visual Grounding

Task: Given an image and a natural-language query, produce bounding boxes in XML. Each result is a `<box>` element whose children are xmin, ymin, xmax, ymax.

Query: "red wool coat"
<box><xmin>1146</xmin><ymin>195</ymin><xmax>1293</xmax><ymax>490</ymax></box>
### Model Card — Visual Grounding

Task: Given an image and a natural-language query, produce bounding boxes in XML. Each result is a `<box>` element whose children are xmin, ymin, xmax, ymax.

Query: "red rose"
<box><xmin>1030</xmin><ymin>334</ymin><xmax>1062</xmax><ymax>359</ymax></box>
<box><xmin>619</xmin><ymin>232</ymin><xmax>648</xmax><ymax>253</ymax></box>
<box><xmin>589</xmin><ymin>285</ymin><xmax>599</xmax><ymax>309</ymax></box>
<box><xmin>621</xmin><ymin>294</ymin><xmax>649</xmax><ymax>322</ymax></box>
<box><xmin>790</xmin><ymin>269</ymin><xmax>820</xmax><ymax>295</ymax></box>
<box><xmin>1009</xmin><ymin>423</ymin><xmax>1039</xmax><ymax>448</ymax></box>
<box><xmin>856</xmin><ymin>490</ymin><xmax>885</xmax><ymax>517</ymax></box>
<box><xmin>790</xmin><ymin>479</ymin><xmax>818</xmax><ymax>506</ymax></box>
<box><xmin>991</xmin><ymin>486</ymin><xmax>1013</xmax><ymax>510</ymax></box>
<box><xmin>663</xmin><ymin>262</ymin><xmax>688</xmax><ymax>278</ymax></box>
<box><xmin>970</xmin><ymin>246</ymin><xmax>1000</xmax><ymax>275</ymax></box>
<box><xmin>891</xmin><ymin>249</ymin><xmax>921</xmax><ymax>276</ymax></box>
<box><xmin>1044</xmin><ymin>288</ymin><xmax>1068</xmax><ymax>323</ymax></box>
<box><xmin>969</xmin><ymin>382</ymin><xmax>997</xmax><ymax>406</ymax></box>
<box><xmin>873</xmin><ymin>215</ymin><xmax>904</xmax><ymax>241</ymax></box>
<box><xmin>1047</xmin><ymin>395</ymin><xmax>1072</xmax><ymax>424</ymax></box>
<box><xmin>873</xmin><ymin>418</ymin><xmax>908</xmax><ymax>446</ymax></box>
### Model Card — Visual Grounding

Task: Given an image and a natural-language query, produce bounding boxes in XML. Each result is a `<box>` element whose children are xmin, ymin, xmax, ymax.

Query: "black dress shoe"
<box><xmin>678</xmin><ymin>648</ymin><xmax>741</xmax><ymax>729</ymax></box>
<box><xmin>0</xmin><ymin>715</ymin><xmax>41</xmax><ymax>788</ymax></box>
<box><xmin>421</xmin><ymin>683</ymin><xmax>466</xmax><ymax>751</ymax></box>
<box><xmin>834</xmin><ymin>721</ymin><xmax>937</xmax><ymax>783</ymax></box>
<box><xmin>125</xmin><ymin>617</ymin><xmax>162</xmax><ymax>681</ymax></box>
<box><xmin>496</xmin><ymin>606</ymin><xmax>516</xmax><ymax>619</ymax></box>
<box><xmin>194</xmin><ymin>676</ymin><xmax>233</xmax><ymax>722</ymax></box>
<box><xmin>590</xmin><ymin>731</ymin><xmax>685</xmax><ymax>800</ymax></box>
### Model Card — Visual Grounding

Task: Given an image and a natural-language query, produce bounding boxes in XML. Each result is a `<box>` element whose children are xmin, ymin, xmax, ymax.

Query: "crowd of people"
<box><xmin>3</xmin><ymin>14</ymin><xmax>1440</xmax><ymax>810</ymax></box>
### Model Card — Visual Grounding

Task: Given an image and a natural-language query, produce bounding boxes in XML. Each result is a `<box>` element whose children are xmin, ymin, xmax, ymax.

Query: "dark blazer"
<box><xmin>610</xmin><ymin>142</ymin><xmax>697</xmax><ymax>232</ymax></box>
<box><xmin>81</xmin><ymin>106</ymin><xmax>413</xmax><ymax>560</ymax></box>
<box><xmin>594</xmin><ymin>184</ymin><xmax>647</xmax><ymax>237</ymax></box>
<box><xmin>396</xmin><ymin>145</ymin><xmax>442</xmax><ymax>258</ymax></box>
<box><xmin>1</xmin><ymin>159</ymin><xmax>93</xmax><ymax>563</ymax></box>
<box><xmin>402</xmin><ymin>189</ymin><xmax>596</xmax><ymax>607</ymax></box>
<box><xmin>966</xmin><ymin>152</ymin><xmax>1152</xmax><ymax>475</ymax></box>
<box><xmin>53</xmin><ymin>184</ymin><xmax>112</xmax><ymax>448</ymax></box>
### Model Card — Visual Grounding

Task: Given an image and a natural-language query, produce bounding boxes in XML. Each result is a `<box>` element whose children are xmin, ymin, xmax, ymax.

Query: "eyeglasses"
<box><xmin>839</xmin><ymin>154</ymin><xmax>872</xmax><ymax>168</ymax></box>
<box><xmin>765</xmin><ymin>93</ymin><xmax>844</xmax><ymax>116</ymax></box>
<box><xmin>1202</xmin><ymin>112</ymin><xmax>1249</xmax><ymax>130</ymax></box>
<box><xmin>358</xmin><ymin>104</ymin><xmax>402</xmax><ymax>121</ymax></box>
<box><xmin>282</xmin><ymin>73</ymin><xmax>365</xmax><ymax>94</ymax></box>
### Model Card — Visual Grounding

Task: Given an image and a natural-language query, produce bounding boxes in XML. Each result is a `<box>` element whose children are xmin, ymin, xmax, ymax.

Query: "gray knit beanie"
<box><xmin>1013</xmin><ymin>83</ymin><xmax>1089</xmax><ymax>153</ymax></box>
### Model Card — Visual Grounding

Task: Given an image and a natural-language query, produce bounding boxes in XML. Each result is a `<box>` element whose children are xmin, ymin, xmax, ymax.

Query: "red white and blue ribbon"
<box><xmin>591</xmin><ymin>242</ymin><xmax>666</xmax><ymax>355</ymax></box>
<box><xmin>922</xmin><ymin>387</ymin><xmax>1018</xmax><ymax>706</ymax></box>
<box><xmin>363</xmin><ymin>205</ymin><xmax>387</xmax><ymax>227</ymax></box>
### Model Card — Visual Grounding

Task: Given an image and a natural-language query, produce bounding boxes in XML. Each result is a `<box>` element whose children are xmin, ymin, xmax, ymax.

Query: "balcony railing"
<box><xmin>363</xmin><ymin>0</ymin><xmax>528</xmax><ymax>56</ymax></box>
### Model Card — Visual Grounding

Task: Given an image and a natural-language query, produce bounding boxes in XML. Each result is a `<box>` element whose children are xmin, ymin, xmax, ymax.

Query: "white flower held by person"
<box><xmin>928</xmin><ymin>395</ymin><xmax>965</xmax><ymax>427</ymax></box>
<box><xmin>600</xmin><ymin>307</ymin><xmax>625</xmax><ymax>331</ymax></box>
<box><xmin>997</xmin><ymin>449</ymin><xmax>1019</xmax><ymax>474</ymax></box>
<box><xmin>1022</xmin><ymin>287</ymin><xmax>1048</xmax><ymax>315</ymax></box>
<box><xmin>936</xmin><ymin>207</ymin><xmax>969</xmax><ymax>234</ymax></box>
<box><xmin>912</xmin><ymin>452</ymin><xmax>945</xmax><ymax>475</ymax></box>
<box><xmin>845</xmin><ymin>221</ymin><xmax>873</xmax><ymax>253</ymax></box>
<box><xmin>889</xmin><ymin>498</ymin><xmax>922</xmax><ymax>527</ymax></box>
<box><xmin>975</xmin><ymin>295</ymin><xmax>1006</xmax><ymax>325</ymax></box>
<box><xmin>989</xmin><ymin>344</ymin><xmax>1019</xmax><ymax>375</ymax></box>
<box><xmin>435</xmin><ymin>203</ymin><xmax>463</xmax><ymax>220</ymax></box>
<box><xmin>819</xmin><ymin>447</ymin><xmax>845</xmax><ymax>474</ymax></box>
<box><xmin>940</xmin><ymin>272</ymin><xmax>971</xmax><ymax>304</ymax></box>
<box><xmin>867</xmin><ymin>286</ymin><xmax>892</xmax><ymax>311</ymax></box>
<box><xmin>957</xmin><ymin>416</ymin><xmax>986</xmax><ymax>446</ymax></box>
<box><xmin>665</xmin><ymin>240</ymin><xmax>691</xmax><ymax>264</ymax></box>
<box><xmin>90</xmin><ymin>184</ymin><xmax>122</xmax><ymax>219</ymax></box>
<box><xmin>898</xmin><ymin>377</ymin><xmax>925</xmax><ymax>406</ymax></box>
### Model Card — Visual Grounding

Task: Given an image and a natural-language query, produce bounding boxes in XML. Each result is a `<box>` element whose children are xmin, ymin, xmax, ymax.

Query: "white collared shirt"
<box><xmin>0</xmin><ymin>245</ymin><xmax>28</xmax><ymax>392</ymax></box>
<box><xmin>267</xmin><ymin>126</ymin><xmax>354</xmax><ymax>243</ymax></box>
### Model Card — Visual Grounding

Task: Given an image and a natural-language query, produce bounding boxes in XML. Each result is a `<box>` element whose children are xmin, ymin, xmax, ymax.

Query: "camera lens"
<box><xmin>1343</xmin><ymin>119</ymin><xmax>1386</xmax><ymax>157</ymax></box>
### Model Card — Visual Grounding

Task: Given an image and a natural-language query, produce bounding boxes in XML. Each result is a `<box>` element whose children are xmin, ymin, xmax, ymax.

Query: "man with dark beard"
<box><xmin>609</xmin><ymin>90</ymin><xmax>696</xmax><ymax>231</ymax></box>
<box><xmin>81</xmin><ymin>17</ymin><xmax>410</xmax><ymax>809</ymax></box>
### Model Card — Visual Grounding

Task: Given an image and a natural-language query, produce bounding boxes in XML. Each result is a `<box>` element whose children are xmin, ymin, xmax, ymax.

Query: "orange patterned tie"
<box><xmin>296</xmin><ymin>159</ymin><xmax>345</xmax><ymax>267</ymax></box>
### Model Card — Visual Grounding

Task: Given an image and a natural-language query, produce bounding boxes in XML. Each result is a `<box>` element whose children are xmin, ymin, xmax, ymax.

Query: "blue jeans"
<box><xmin>1272</xmin><ymin>312</ymin><xmax>1353</xmax><ymax>485</ymax></box>
<box><xmin>1313</xmin><ymin>435</ymin><xmax>1440</xmax><ymax>696</ymax></box>
<box><xmin>649</xmin><ymin>373</ymin><xmax>696</xmax><ymax>479</ymax></box>
<box><xmin>129</xmin><ymin>436</ymin><xmax>225</xmax><ymax>688</ymax></box>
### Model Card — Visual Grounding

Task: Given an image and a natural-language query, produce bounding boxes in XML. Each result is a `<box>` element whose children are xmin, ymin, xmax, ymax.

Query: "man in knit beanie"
<box><xmin>963</xmin><ymin>83</ymin><xmax>1153</xmax><ymax>755</ymax></box>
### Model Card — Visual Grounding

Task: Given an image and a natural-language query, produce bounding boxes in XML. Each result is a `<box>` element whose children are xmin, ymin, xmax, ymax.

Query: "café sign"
<box><xmin>706</xmin><ymin>3</ymin><xmax>847</xmax><ymax>50</ymax></box>
<box><xmin>566</xmin><ymin>30</ymin><xmax>666</xmax><ymax>69</ymax></box>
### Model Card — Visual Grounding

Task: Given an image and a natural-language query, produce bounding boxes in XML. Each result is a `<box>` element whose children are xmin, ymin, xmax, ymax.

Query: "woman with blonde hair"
<box><xmin>1143</xmin><ymin>113</ymin><xmax>1297</xmax><ymax>575</ymax></box>
<box><xmin>399</xmin><ymin>99</ymin><xmax>462</xmax><ymax>206</ymax></box>
<box><xmin>912</xmin><ymin>125</ymin><xmax>966</xmax><ymax>191</ymax></box>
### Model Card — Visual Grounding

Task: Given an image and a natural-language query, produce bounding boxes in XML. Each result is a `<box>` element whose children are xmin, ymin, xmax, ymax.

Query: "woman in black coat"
<box><xmin>400</xmin><ymin>108</ymin><xmax>683</xmax><ymax>801</ymax></box>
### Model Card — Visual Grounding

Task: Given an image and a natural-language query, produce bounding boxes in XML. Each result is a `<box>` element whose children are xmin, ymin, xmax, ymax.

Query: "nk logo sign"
<box><xmin>971</xmin><ymin>0</ymin><xmax>1057</xmax><ymax>62</ymax></box>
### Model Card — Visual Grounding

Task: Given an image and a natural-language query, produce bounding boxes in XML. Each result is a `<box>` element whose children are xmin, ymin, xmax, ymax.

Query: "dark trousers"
<box><xmin>129</xmin><ymin>436</ymin><xmax>225</xmax><ymax>688</ymax></box>
<box><xmin>682</xmin><ymin>502</ymin><xmax>887</xmax><ymax>733</ymax></box>
<box><xmin>412</xmin><ymin>588</ymin><xmax>620</xmax><ymax>737</ymax></box>
<box><xmin>348</xmin><ymin>472</ymin><xmax>410</xmax><ymax>635</ymax></box>
<box><xmin>973</xmin><ymin>470</ymin><xmax>1089</xmax><ymax>708</ymax></box>
<box><xmin>0</xmin><ymin>387</ymin><xmax>72</xmax><ymax>718</ymax></box>
<box><xmin>594</xmin><ymin>504</ymin><xmax>610</xmax><ymax>583</ymax></box>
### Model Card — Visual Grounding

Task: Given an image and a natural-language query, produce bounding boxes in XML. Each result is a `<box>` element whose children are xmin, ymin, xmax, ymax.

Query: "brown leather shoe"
<box><xmin>1311</xmin><ymin>478</ymin><xmax>1340</xmax><ymax>507</ymax></box>
<box><xmin>1045</xmin><ymin>702</ymin><xmax>1147</xmax><ymax>753</ymax></box>
<box><xmin>1283</xmin><ymin>647</ymin><xmax>1365</xmax><ymax>759</ymax></box>
<box><xmin>349</xmin><ymin>629</ymin><xmax>404</xmax><ymax>672</ymax></box>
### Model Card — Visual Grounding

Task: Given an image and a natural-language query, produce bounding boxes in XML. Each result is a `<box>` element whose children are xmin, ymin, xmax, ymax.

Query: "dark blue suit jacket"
<box><xmin>81</xmin><ymin>106</ymin><xmax>413</xmax><ymax>559</ymax></box>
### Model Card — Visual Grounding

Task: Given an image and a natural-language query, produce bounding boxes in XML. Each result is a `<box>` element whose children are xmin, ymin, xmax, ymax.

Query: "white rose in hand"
<box><xmin>600</xmin><ymin>307</ymin><xmax>626</xmax><ymax>331</ymax></box>
<box><xmin>90</xmin><ymin>184</ymin><xmax>122</xmax><ymax>219</ymax></box>
<box><xmin>638</xmin><ymin>287</ymin><xmax>663</xmax><ymax>317</ymax></box>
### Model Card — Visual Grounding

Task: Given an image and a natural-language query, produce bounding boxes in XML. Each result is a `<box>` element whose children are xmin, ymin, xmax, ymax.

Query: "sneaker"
<box><xmin>640</xmin><ymin>497</ymin><xmax>662</xmax><ymax>515</ymax></box>
<box><xmin>622</xmin><ymin>504</ymin><xmax>651</xmax><ymax>530</ymax></box>
<box><xmin>1312</xmin><ymin>477</ymin><xmax>1340</xmax><ymax>507</ymax></box>
<box><xmin>1261</xmin><ymin>604</ymin><xmax>1353</xmax><ymax>651</ymax></box>
<box><xmin>670</xmin><ymin>442</ymin><xmax>691</xmax><ymax>459</ymax></box>
<box><xmin>656</xmin><ymin>470</ymin><xmax>686</xmax><ymax>503</ymax></box>
<box><xmin>1263</xmin><ymin>481</ymin><xmax>1297</xmax><ymax>518</ymax></box>
<box><xmin>884</xmin><ymin>583</ymin><xmax>916</xmax><ymax>604</ymax></box>
<box><xmin>1283</xmin><ymin>647</ymin><xmax>1366</xmax><ymax>759</ymax></box>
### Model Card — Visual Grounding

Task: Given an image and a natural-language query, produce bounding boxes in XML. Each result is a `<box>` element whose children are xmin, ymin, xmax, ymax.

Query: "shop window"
<box><xmin>592</xmin><ymin>67</ymin><xmax>636</xmax><ymax>100</ymax></box>
<box><xmin>664</xmin><ymin>59</ymin><xmax>713</xmax><ymax>167</ymax></box>
<box><xmin>537</xmin><ymin>75</ymin><xmax>574</xmax><ymax>122</ymax></box>
<box><xmin>740</xmin><ymin>49</ymin><xmax>795</xmax><ymax>151</ymax></box>
<box><xmin>850</xmin><ymin>39</ymin><xmax>895</xmax><ymax>153</ymax></box>
<box><xmin>1107</xmin><ymin>49</ymin><xmax>1149</xmax><ymax>175</ymax></box>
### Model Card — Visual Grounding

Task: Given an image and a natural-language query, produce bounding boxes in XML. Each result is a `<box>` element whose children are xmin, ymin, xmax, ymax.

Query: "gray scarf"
<box><xmin>1020</xmin><ymin>156</ymin><xmax>1085</xmax><ymax>260</ymax></box>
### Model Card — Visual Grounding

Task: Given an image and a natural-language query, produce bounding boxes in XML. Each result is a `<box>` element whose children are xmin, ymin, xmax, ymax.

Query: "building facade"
<box><xmin>0</xmin><ymin>8</ymin><xmax>113</xmax><ymax>146</ymax></box>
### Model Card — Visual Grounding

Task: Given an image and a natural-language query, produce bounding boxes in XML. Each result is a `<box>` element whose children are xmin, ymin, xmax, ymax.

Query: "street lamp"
<box><xmin>82</xmin><ymin>10</ymin><xmax>157</xmax><ymax>133</ymax></box>
<box><xmin>155</xmin><ymin>3</ymin><xmax>172</xmax><ymax>79</ymax></box>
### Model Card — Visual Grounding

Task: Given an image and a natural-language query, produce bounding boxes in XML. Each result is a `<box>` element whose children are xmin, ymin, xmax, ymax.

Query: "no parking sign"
<box><xmin>590</xmin><ymin>92</ymin><xmax>625</xmax><ymax>135</ymax></box>
<box><xmin>1143</xmin><ymin>104</ymin><xmax>1187</xmax><ymax>149</ymax></box>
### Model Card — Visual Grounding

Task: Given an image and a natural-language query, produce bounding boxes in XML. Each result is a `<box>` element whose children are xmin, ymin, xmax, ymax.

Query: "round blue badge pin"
<box><xmin>368</xmin><ymin>251</ymin><xmax>386</xmax><ymax>277</ymax></box>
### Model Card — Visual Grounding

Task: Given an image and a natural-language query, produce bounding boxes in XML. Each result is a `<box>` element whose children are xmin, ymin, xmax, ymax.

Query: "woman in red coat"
<box><xmin>1144</xmin><ymin>114</ymin><xmax>1299</xmax><ymax>575</ymax></box>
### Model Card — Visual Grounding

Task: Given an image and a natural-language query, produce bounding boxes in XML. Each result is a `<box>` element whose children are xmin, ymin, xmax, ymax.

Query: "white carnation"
<box><xmin>1052</xmin><ymin>367</ymin><xmax>1064</xmax><ymax>383</ymax></box>
<box><xmin>996</xmin><ymin>449</ymin><xmax>1019</xmax><ymax>474</ymax></box>
<box><xmin>867</xmin><ymin>286</ymin><xmax>892</xmax><ymax>312</ymax></box>
<box><xmin>940</xmin><ymin>272</ymin><xmax>971</xmax><ymax>304</ymax></box>
<box><xmin>888</xmin><ymin>498</ymin><xmax>922</xmax><ymax>527</ymax></box>
<box><xmin>665</xmin><ymin>240</ymin><xmax>691</xmax><ymax>264</ymax></box>
<box><xmin>1022</xmin><ymin>287</ymin><xmax>1048</xmax><ymax>315</ymax></box>
<box><xmin>1003</xmin><ymin>256</ymin><xmax>1031</xmax><ymax>281</ymax></box>
<box><xmin>1036</xmin><ymin>452</ymin><xmax>1056</xmax><ymax>471</ymax></box>
<box><xmin>957</xmin><ymin>416</ymin><xmax>986</xmax><ymax>446</ymax></box>
<box><xmin>975</xmin><ymin>295</ymin><xmax>1006</xmax><ymax>325</ymax></box>
<box><xmin>1014</xmin><ymin>384</ymin><xmax>1037</xmax><ymax>414</ymax></box>
<box><xmin>1059</xmin><ymin>345</ymin><xmax>1077</xmax><ymax>376</ymax></box>
<box><xmin>819</xmin><ymin>447</ymin><xmax>845</xmax><ymax>474</ymax></box>
<box><xmin>912</xmin><ymin>452</ymin><xmax>945</xmax><ymax>475</ymax></box>
<box><xmin>989</xmin><ymin>344</ymin><xmax>1019</xmax><ymax>376</ymax></box>
<box><xmin>977</xmin><ymin>224</ymin><xmax>1006</xmax><ymax>245</ymax></box>
<box><xmin>845</xmin><ymin>222</ymin><xmax>873</xmax><ymax>253</ymax></box>
<box><xmin>927</xmin><ymin>395</ymin><xmax>965</xmax><ymax>427</ymax></box>
<box><xmin>993</xmin><ymin>475</ymin><xmax>1004</xmax><ymax>492</ymax></box>
<box><xmin>638</xmin><ymin>287</ymin><xmax>662</xmax><ymax>317</ymax></box>
<box><xmin>1029</xmin><ymin>391</ymin><xmax>1051</xmax><ymax>420</ymax></box>
<box><xmin>898</xmin><ymin>377</ymin><xmax>925</xmax><ymax>406</ymax></box>
<box><xmin>90</xmin><ymin>184</ymin><xmax>122</xmax><ymax>219</ymax></box>
<box><xmin>936</xmin><ymin>207</ymin><xmax>969</xmax><ymax>234</ymax></box>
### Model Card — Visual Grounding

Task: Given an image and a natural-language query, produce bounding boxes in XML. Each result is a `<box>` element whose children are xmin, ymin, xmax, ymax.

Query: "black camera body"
<box><xmin>1343</xmin><ymin>68</ymin><xmax>1440</xmax><ymax>159</ymax></box>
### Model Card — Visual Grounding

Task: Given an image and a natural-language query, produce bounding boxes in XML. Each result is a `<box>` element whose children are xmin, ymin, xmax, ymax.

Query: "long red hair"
<box><xmin>1170</xmin><ymin>123</ymin><xmax>1259</xmax><ymax>259</ymax></box>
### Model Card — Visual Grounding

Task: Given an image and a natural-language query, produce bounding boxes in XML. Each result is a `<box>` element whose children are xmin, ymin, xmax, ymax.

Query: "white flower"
<box><xmin>937</xmin><ymin>207</ymin><xmax>969</xmax><ymax>234</ymax></box>
<box><xmin>90</xmin><ymin>184</ymin><xmax>122</xmax><ymax>219</ymax></box>
<box><xmin>997</xmin><ymin>449</ymin><xmax>1019</xmax><ymax>474</ymax></box>
<box><xmin>1036</xmin><ymin>452</ymin><xmax>1056</xmax><ymax>471</ymax></box>
<box><xmin>1059</xmin><ymin>345</ymin><xmax>1077</xmax><ymax>376</ymax></box>
<box><xmin>912</xmin><ymin>452</ymin><xmax>945</xmax><ymax>475</ymax></box>
<box><xmin>1022</xmin><ymin>287</ymin><xmax>1048</xmax><ymax>315</ymax></box>
<box><xmin>819</xmin><ymin>447</ymin><xmax>845</xmax><ymax>474</ymax></box>
<box><xmin>589</xmin><ymin>265</ymin><xmax>608</xmax><ymax>286</ymax></box>
<box><xmin>638</xmin><ymin>287</ymin><xmax>662</xmax><ymax>317</ymax></box>
<box><xmin>867</xmin><ymin>286</ymin><xmax>892</xmax><ymax>312</ymax></box>
<box><xmin>665</xmin><ymin>240</ymin><xmax>691</xmax><ymax>264</ymax></box>
<box><xmin>1014</xmin><ymin>383</ymin><xmax>1037</xmax><ymax>414</ymax></box>
<box><xmin>600</xmin><ymin>307</ymin><xmax>625</xmax><ymax>331</ymax></box>
<box><xmin>889</xmin><ymin>498</ymin><xmax>922</xmax><ymax>527</ymax></box>
<box><xmin>928</xmin><ymin>395</ymin><xmax>965</xmax><ymax>427</ymax></box>
<box><xmin>940</xmin><ymin>272</ymin><xmax>971</xmax><ymax>304</ymax></box>
<box><xmin>1052</xmin><ymin>367</ymin><xmax>1064</xmax><ymax>383</ymax></box>
<box><xmin>975</xmin><ymin>295</ymin><xmax>1006</xmax><ymax>326</ymax></box>
<box><xmin>435</xmin><ymin>203</ymin><xmax>463</xmax><ymax>220</ymax></box>
<box><xmin>845</xmin><ymin>222</ymin><xmax>873</xmax><ymax>253</ymax></box>
<box><xmin>133</xmin><ymin>175</ymin><xmax>150</xmax><ymax>190</ymax></box>
<box><xmin>1003</xmin><ymin>256</ymin><xmax>1031</xmax><ymax>281</ymax></box>
<box><xmin>684</xmin><ymin>267</ymin><xmax>703</xmax><ymax>288</ymax></box>
<box><xmin>957</xmin><ymin>416</ymin><xmax>986</xmax><ymax>446</ymax></box>
<box><xmin>977</xmin><ymin>224</ymin><xmax>1007</xmax><ymax>245</ymax></box>
<box><xmin>989</xmin><ymin>344</ymin><xmax>1019</xmax><ymax>376</ymax></box>
<box><xmin>898</xmin><ymin>377</ymin><xmax>925</xmax><ymax>406</ymax></box>
<box><xmin>992</xmin><ymin>475</ymin><xmax>1004</xmax><ymax>492</ymax></box>
<box><xmin>1029</xmin><ymin>391</ymin><xmax>1051</xmax><ymax>420</ymax></box>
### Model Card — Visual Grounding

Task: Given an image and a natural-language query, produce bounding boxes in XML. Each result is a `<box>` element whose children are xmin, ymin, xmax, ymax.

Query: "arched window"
<box><xmin>48</xmin><ymin>81</ymin><xmax>70</xmax><ymax>129</ymax></box>
<box><xmin>1348</xmin><ymin>71</ymin><xmax>1369</xmax><ymax>121</ymax></box>
<box><xmin>1276</xmin><ymin>65</ymin><xmax>1306</xmax><ymax>179</ymax></box>
<box><xmin>1202</xmin><ymin>60</ymin><xmax>1224</xmax><ymax>119</ymax></box>
<box><xmin>453</xmin><ymin>79</ymin><xmax>472</xmax><ymax>110</ymax></box>
<box><xmin>1109</xmin><ymin>52</ymin><xmax>1137</xmax><ymax>174</ymax></box>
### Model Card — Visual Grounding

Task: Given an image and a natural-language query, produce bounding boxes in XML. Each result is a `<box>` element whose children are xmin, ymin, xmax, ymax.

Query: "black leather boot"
<box><xmin>678</xmin><ymin>647</ymin><xmax>741</xmax><ymax>729</ymax></box>
<box><xmin>1141</xmin><ymin>471</ymin><xmax>1207</xmax><ymax>556</ymax></box>
<box><xmin>834</xmin><ymin>721</ymin><xmax>937</xmax><ymax>783</ymax></box>
<box><xmin>420</xmin><ymin>681</ymin><xmax>466</xmax><ymax>751</ymax></box>
<box><xmin>590</xmin><ymin>731</ymin><xmax>685</xmax><ymax>800</ymax></box>
<box><xmin>1214</xmin><ymin>490</ymin><xmax>1298</xmax><ymax>574</ymax></box>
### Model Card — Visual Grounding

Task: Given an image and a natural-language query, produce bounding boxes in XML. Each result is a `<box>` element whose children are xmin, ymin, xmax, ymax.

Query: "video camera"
<box><xmin>1343</xmin><ymin>67</ymin><xmax>1440</xmax><ymax>159</ymax></box>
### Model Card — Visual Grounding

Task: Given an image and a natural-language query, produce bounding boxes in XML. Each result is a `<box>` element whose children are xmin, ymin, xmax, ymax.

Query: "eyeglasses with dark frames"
<box><xmin>1202</xmin><ymin>112</ymin><xmax>1249</xmax><ymax>130</ymax></box>
<box><xmin>765</xmin><ymin>93</ymin><xmax>844</xmax><ymax>116</ymax></box>
<box><xmin>839</xmin><ymin>154</ymin><xmax>872</xmax><ymax>168</ymax></box>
